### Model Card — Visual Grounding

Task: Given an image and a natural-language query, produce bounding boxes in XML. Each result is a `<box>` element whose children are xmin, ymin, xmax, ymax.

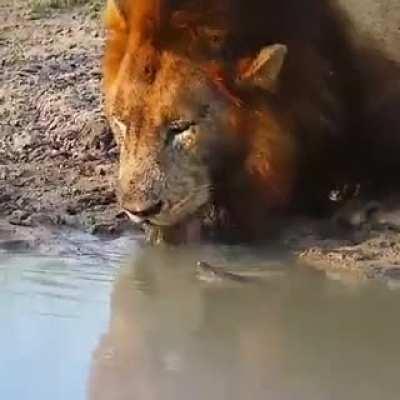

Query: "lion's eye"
<box><xmin>166</xmin><ymin>120</ymin><xmax>195</xmax><ymax>144</ymax></box>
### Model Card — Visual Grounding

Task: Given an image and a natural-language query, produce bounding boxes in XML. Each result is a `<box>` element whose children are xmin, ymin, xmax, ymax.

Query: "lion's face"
<box><xmin>108</xmin><ymin>52</ymin><xmax>239</xmax><ymax>227</ymax></box>
<box><xmin>103</xmin><ymin>1</ymin><xmax>290</xmax><ymax>229</ymax></box>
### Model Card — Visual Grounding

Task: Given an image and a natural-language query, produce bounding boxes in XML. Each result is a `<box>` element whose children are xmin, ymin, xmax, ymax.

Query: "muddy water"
<box><xmin>0</xmin><ymin>238</ymin><xmax>400</xmax><ymax>400</ymax></box>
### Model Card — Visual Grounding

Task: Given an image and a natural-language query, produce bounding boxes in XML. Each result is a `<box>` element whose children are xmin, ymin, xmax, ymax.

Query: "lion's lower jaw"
<box><xmin>143</xmin><ymin>218</ymin><xmax>203</xmax><ymax>245</ymax></box>
<box><xmin>141</xmin><ymin>202</ymin><xmax>235</xmax><ymax>245</ymax></box>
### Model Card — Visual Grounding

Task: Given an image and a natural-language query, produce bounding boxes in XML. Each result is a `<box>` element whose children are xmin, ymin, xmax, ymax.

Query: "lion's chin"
<box><xmin>147</xmin><ymin>213</ymin><xmax>187</xmax><ymax>228</ymax></box>
<box><xmin>149</xmin><ymin>199</ymin><xmax>210</xmax><ymax>228</ymax></box>
<box><xmin>142</xmin><ymin>217</ymin><xmax>203</xmax><ymax>245</ymax></box>
<box><xmin>124</xmin><ymin>207</ymin><xmax>194</xmax><ymax>228</ymax></box>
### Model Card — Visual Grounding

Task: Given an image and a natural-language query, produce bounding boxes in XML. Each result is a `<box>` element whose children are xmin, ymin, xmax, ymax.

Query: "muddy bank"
<box><xmin>0</xmin><ymin>0</ymin><xmax>128</xmax><ymax>235</ymax></box>
<box><xmin>287</xmin><ymin>208</ymin><xmax>400</xmax><ymax>283</ymax></box>
<box><xmin>1</xmin><ymin>0</ymin><xmax>400</xmax><ymax>281</ymax></box>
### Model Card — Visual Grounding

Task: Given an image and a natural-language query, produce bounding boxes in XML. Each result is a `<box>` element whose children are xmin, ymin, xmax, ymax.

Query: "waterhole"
<box><xmin>0</xmin><ymin>235</ymin><xmax>399</xmax><ymax>400</ymax></box>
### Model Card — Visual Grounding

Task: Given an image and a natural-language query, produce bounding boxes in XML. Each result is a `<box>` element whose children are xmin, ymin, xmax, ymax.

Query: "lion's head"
<box><xmin>103</xmin><ymin>0</ymin><xmax>295</xmax><ymax>231</ymax></box>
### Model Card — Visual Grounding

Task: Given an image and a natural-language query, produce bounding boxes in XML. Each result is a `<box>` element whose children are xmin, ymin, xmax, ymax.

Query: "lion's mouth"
<box><xmin>124</xmin><ymin>209</ymin><xmax>168</xmax><ymax>227</ymax></box>
<box><xmin>123</xmin><ymin>186</ymin><xmax>212</xmax><ymax>229</ymax></box>
<box><xmin>124</xmin><ymin>207</ymin><xmax>182</xmax><ymax>228</ymax></box>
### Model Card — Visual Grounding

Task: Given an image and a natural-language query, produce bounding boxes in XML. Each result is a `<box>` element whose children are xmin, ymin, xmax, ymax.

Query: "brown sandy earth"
<box><xmin>0</xmin><ymin>1</ymin><xmax>128</xmax><ymax>234</ymax></box>
<box><xmin>1</xmin><ymin>0</ymin><xmax>400</xmax><ymax>282</ymax></box>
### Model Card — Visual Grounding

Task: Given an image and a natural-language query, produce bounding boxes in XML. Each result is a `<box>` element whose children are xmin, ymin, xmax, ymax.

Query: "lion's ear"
<box><xmin>104</xmin><ymin>0</ymin><xmax>127</xmax><ymax>32</ymax></box>
<box><xmin>236</xmin><ymin>44</ymin><xmax>287</xmax><ymax>92</ymax></box>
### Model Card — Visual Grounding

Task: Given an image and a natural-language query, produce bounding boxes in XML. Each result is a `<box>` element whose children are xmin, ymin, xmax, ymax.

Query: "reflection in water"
<box><xmin>89</xmin><ymin>246</ymin><xmax>400</xmax><ymax>400</ymax></box>
<box><xmin>1</xmin><ymin>241</ymin><xmax>400</xmax><ymax>400</ymax></box>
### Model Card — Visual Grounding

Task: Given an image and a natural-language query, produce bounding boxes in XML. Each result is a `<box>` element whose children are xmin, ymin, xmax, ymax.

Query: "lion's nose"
<box><xmin>124</xmin><ymin>201</ymin><xmax>163</xmax><ymax>219</ymax></box>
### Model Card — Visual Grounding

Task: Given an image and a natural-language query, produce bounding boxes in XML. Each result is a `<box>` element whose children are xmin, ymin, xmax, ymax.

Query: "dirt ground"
<box><xmin>1</xmin><ymin>0</ymin><xmax>400</xmax><ymax>282</ymax></box>
<box><xmin>0</xmin><ymin>1</ymin><xmax>126</xmax><ymax>233</ymax></box>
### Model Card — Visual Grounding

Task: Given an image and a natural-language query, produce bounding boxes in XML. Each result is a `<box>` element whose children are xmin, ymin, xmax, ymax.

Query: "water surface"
<box><xmin>0</xmin><ymin>237</ymin><xmax>399</xmax><ymax>400</ymax></box>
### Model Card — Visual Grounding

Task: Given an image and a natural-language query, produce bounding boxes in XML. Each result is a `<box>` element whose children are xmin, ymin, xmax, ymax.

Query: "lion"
<box><xmin>103</xmin><ymin>0</ymin><xmax>400</xmax><ymax>242</ymax></box>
